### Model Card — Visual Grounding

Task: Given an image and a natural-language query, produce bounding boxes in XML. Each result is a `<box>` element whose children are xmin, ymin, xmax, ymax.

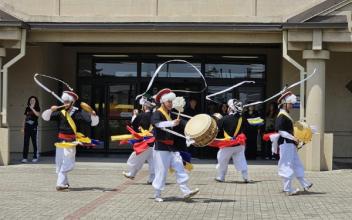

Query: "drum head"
<box><xmin>294</xmin><ymin>121</ymin><xmax>312</xmax><ymax>143</ymax></box>
<box><xmin>185</xmin><ymin>114</ymin><xmax>212</xmax><ymax>138</ymax></box>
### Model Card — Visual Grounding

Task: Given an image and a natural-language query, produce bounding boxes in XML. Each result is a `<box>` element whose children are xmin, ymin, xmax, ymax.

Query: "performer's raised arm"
<box><xmin>42</xmin><ymin>105</ymin><xmax>63</xmax><ymax>121</ymax></box>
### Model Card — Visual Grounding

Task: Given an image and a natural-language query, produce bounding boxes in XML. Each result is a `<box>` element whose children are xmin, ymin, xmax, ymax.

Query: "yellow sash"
<box><xmin>224</xmin><ymin>117</ymin><xmax>242</xmax><ymax>140</ymax></box>
<box><xmin>158</xmin><ymin>107</ymin><xmax>172</xmax><ymax>121</ymax></box>
<box><xmin>55</xmin><ymin>110</ymin><xmax>91</xmax><ymax>148</ymax></box>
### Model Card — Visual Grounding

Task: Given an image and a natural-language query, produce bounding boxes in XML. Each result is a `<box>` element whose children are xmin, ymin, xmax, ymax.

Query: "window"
<box><xmin>141</xmin><ymin>62</ymin><xmax>202</xmax><ymax>78</ymax></box>
<box><xmin>78</xmin><ymin>55</ymin><xmax>93</xmax><ymax>77</ymax></box>
<box><xmin>205</xmin><ymin>63</ymin><xmax>265</xmax><ymax>79</ymax></box>
<box><xmin>95</xmin><ymin>62</ymin><xmax>137</xmax><ymax>77</ymax></box>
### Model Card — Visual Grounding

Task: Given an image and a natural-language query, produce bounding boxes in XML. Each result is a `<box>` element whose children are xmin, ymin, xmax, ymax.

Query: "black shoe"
<box><xmin>215</xmin><ymin>178</ymin><xmax>224</xmax><ymax>183</ymax></box>
<box><xmin>56</xmin><ymin>186</ymin><xmax>69</xmax><ymax>191</ymax></box>
<box><xmin>304</xmin><ymin>183</ymin><xmax>313</xmax><ymax>191</ymax></box>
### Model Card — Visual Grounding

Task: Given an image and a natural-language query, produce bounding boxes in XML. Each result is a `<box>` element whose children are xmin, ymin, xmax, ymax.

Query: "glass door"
<box><xmin>107</xmin><ymin>84</ymin><xmax>136</xmax><ymax>151</ymax></box>
<box><xmin>76</xmin><ymin>84</ymin><xmax>106</xmax><ymax>152</ymax></box>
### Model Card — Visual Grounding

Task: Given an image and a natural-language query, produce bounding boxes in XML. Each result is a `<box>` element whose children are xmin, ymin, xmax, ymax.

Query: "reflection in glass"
<box><xmin>108</xmin><ymin>85</ymin><xmax>135</xmax><ymax>120</ymax></box>
<box><xmin>207</xmin><ymin>86</ymin><xmax>233</xmax><ymax>104</ymax></box>
<box><xmin>205</xmin><ymin>64</ymin><xmax>265</xmax><ymax>79</ymax></box>
<box><xmin>238</xmin><ymin>86</ymin><xmax>264</xmax><ymax>113</ymax></box>
<box><xmin>206</xmin><ymin>86</ymin><xmax>234</xmax><ymax>115</ymax></box>
<box><xmin>79</xmin><ymin>84</ymin><xmax>92</xmax><ymax>104</ymax></box>
<box><xmin>108</xmin><ymin>120</ymin><xmax>131</xmax><ymax>150</ymax></box>
<box><xmin>141</xmin><ymin>62</ymin><xmax>201</xmax><ymax>78</ymax></box>
<box><xmin>78</xmin><ymin>55</ymin><xmax>93</xmax><ymax>77</ymax></box>
<box><xmin>95</xmin><ymin>62</ymin><xmax>137</xmax><ymax>77</ymax></box>
<box><xmin>108</xmin><ymin>85</ymin><xmax>135</xmax><ymax>150</ymax></box>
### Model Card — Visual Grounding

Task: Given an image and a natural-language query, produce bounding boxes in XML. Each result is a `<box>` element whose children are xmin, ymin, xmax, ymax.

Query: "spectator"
<box><xmin>207</xmin><ymin>103</ymin><xmax>217</xmax><ymax>115</ymax></box>
<box><xmin>263</xmin><ymin>102</ymin><xmax>278</xmax><ymax>160</ymax></box>
<box><xmin>22</xmin><ymin>96</ymin><xmax>40</xmax><ymax>163</ymax></box>
<box><xmin>219</xmin><ymin>103</ymin><xmax>228</xmax><ymax>116</ymax></box>
<box><xmin>184</xmin><ymin>98</ymin><xmax>199</xmax><ymax>117</ymax></box>
<box><xmin>243</xmin><ymin>105</ymin><xmax>260</xmax><ymax>159</ymax></box>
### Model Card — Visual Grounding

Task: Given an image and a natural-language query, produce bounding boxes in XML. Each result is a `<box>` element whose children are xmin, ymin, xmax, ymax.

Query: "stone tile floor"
<box><xmin>0</xmin><ymin>156</ymin><xmax>351</xmax><ymax>219</ymax></box>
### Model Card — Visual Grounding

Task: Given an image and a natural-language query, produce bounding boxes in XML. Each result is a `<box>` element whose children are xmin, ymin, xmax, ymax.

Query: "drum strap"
<box><xmin>234</xmin><ymin>117</ymin><xmax>243</xmax><ymax>137</ymax></box>
<box><xmin>61</xmin><ymin>110</ymin><xmax>77</xmax><ymax>135</ymax></box>
<box><xmin>224</xmin><ymin>117</ymin><xmax>242</xmax><ymax>140</ymax></box>
<box><xmin>158</xmin><ymin>107</ymin><xmax>172</xmax><ymax>121</ymax></box>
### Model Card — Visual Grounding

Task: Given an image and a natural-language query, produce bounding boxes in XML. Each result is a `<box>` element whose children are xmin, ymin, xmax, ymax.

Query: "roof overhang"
<box><xmin>28</xmin><ymin>22</ymin><xmax>283</xmax><ymax>32</ymax></box>
<box><xmin>0</xmin><ymin>9</ymin><xmax>28</xmax><ymax>29</ymax></box>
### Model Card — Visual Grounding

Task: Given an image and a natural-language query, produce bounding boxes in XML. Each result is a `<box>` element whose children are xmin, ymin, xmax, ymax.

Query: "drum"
<box><xmin>212</xmin><ymin>113</ymin><xmax>223</xmax><ymax>121</ymax></box>
<box><xmin>294</xmin><ymin>121</ymin><xmax>313</xmax><ymax>144</ymax></box>
<box><xmin>184</xmin><ymin>114</ymin><xmax>218</xmax><ymax>147</ymax></box>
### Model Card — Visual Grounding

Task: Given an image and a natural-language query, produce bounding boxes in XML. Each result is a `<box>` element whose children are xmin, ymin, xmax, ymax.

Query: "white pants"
<box><xmin>278</xmin><ymin>143</ymin><xmax>311</xmax><ymax>192</ymax></box>
<box><xmin>56</xmin><ymin>147</ymin><xmax>76</xmax><ymax>187</ymax></box>
<box><xmin>126</xmin><ymin>147</ymin><xmax>155</xmax><ymax>182</ymax></box>
<box><xmin>216</xmin><ymin>145</ymin><xmax>248</xmax><ymax>181</ymax></box>
<box><xmin>152</xmin><ymin>150</ymin><xmax>191</xmax><ymax>196</ymax></box>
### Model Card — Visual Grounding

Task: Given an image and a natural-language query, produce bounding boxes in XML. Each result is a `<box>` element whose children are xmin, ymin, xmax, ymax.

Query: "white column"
<box><xmin>303</xmin><ymin>50</ymin><xmax>330</xmax><ymax>171</ymax></box>
<box><xmin>0</xmin><ymin>47</ymin><xmax>6</xmax><ymax>123</ymax></box>
<box><xmin>0</xmin><ymin>47</ymin><xmax>9</xmax><ymax>165</ymax></box>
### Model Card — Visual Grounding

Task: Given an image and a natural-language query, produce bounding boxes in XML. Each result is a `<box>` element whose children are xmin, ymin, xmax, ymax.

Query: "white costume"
<box><xmin>151</xmin><ymin>88</ymin><xmax>199</xmax><ymax>202</ymax></box>
<box><xmin>42</xmin><ymin>91</ymin><xmax>99</xmax><ymax>190</ymax></box>
<box><xmin>123</xmin><ymin>98</ymin><xmax>155</xmax><ymax>183</ymax></box>
<box><xmin>125</xmin><ymin>148</ymin><xmax>154</xmax><ymax>182</ymax></box>
<box><xmin>275</xmin><ymin>92</ymin><xmax>312</xmax><ymax>194</ymax></box>
<box><xmin>216</xmin><ymin>145</ymin><xmax>248</xmax><ymax>181</ymax></box>
<box><xmin>215</xmin><ymin>99</ymin><xmax>249</xmax><ymax>182</ymax></box>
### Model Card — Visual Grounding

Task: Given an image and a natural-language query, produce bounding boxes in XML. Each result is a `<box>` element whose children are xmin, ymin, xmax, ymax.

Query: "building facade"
<box><xmin>0</xmin><ymin>0</ymin><xmax>351</xmax><ymax>170</ymax></box>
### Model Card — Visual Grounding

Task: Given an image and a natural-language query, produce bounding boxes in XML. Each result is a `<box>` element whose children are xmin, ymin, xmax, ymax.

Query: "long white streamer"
<box><xmin>34</xmin><ymin>73</ymin><xmax>78</xmax><ymax>110</ymax></box>
<box><xmin>205</xmin><ymin>81</ymin><xmax>255</xmax><ymax>103</ymax></box>
<box><xmin>243</xmin><ymin>68</ymin><xmax>317</xmax><ymax>107</ymax></box>
<box><xmin>135</xmin><ymin>59</ymin><xmax>207</xmax><ymax>100</ymax></box>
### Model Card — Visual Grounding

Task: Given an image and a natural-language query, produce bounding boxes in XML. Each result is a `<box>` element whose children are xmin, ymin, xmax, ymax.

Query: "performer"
<box><xmin>151</xmin><ymin>88</ymin><xmax>199</xmax><ymax>202</ymax></box>
<box><xmin>275</xmin><ymin>91</ymin><xmax>313</xmax><ymax>195</ymax></box>
<box><xmin>122</xmin><ymin>97</ymin><xmax>155</xmax><ymax>184</ymax></box>
<box><xmin>42</xmin><ymin>91</ymin><xmax>99</xmax><ymax>191</ymax></box>
<box><xmin>214</xmin><ymin>99</ymin><xmax>250</xmax><ymax>183</ymax></box>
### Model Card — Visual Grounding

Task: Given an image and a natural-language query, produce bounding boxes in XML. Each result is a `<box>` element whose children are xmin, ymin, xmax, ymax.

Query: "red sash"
<box><xmin>209</xmin><ymin>133</ymin><xmax>247</xmax><ymax>149</ymax></box>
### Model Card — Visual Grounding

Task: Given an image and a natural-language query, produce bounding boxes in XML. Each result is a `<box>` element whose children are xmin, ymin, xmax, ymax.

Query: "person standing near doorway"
<box><xmin>183</xmin><ymin>97</ymin><xmax>200</xmax><ymax>157</ymax></box>
<box><xmin>263</xmin><ymin>102</ymin><xmax>278</xmax><ymax>160</ymax></box>
<box><xmin>184</xmin><ymin>98</ymin><xmax>199</xmax><ymax>117</ymax></box>
<box><xmin>219</xmin><ymin>103</ymin><xmax>228</xmax><ymax>116</ymax></box>
<box><xmin>22</xmin><ymin>96</ymin><xmax>40</xmax><ymax>163</ymax></box>
<box><xmin>243</xmin><ymin>105</ymin><xmax>260</xmax><ymax>159</ymax></box>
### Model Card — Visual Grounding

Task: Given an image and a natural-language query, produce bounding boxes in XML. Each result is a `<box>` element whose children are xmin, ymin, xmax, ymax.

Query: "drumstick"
<box><xmin>177</xmin><ymin>111</ymin><xmax>180</xmax><ymax>120</ymax></box>
<box><xmin>171</xmin><ymin>111</ymin><xmax>192</xmax><ymax>119</ymax></box>
<box><xmin>56</xmin><ymin>104</ymin><xmax>68</xmax><ymax>111</ymax></box>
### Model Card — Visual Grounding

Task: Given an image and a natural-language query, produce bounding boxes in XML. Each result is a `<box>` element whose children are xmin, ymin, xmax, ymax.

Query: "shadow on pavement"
<box><xmin>298</xmin><ymin>191</ymin><xmax>327</xmax><ymax>196</ymax></box>
<box><xmin>156</xmin><ymin>197</ymin><xmax>236</xmax><ymax>203</ymax></box>
<box><xmin>226</xmin><ymin>180</ymin><xmax>261</xmax><ymax>184</ymax></box>
<box><xmin>69</xmin><ymin>187</ymin><xmax>118</xmax><ymax>192</ymax></box>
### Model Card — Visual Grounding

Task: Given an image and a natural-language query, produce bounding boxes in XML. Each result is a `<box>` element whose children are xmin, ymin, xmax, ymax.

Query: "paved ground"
<box><xmin>1</xmin><ymin>155</ymin><xmax>352</xmax><ymax>220</ymax></box>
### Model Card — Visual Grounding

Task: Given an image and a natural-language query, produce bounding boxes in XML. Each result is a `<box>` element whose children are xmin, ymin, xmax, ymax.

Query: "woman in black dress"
<box><xmin>22</xmin><ymin>96</ymin><xmax>40</xmax><ymax>163</ymax></box>
<box><xmin>243</xmin><ymin>105</ymin><xmax>260</xmax><ymax>160</ymax></box>
<box><xmin>263</xmin><ymin>102</ymin><xmax>278</xmax><ymax>159</ymax></box>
